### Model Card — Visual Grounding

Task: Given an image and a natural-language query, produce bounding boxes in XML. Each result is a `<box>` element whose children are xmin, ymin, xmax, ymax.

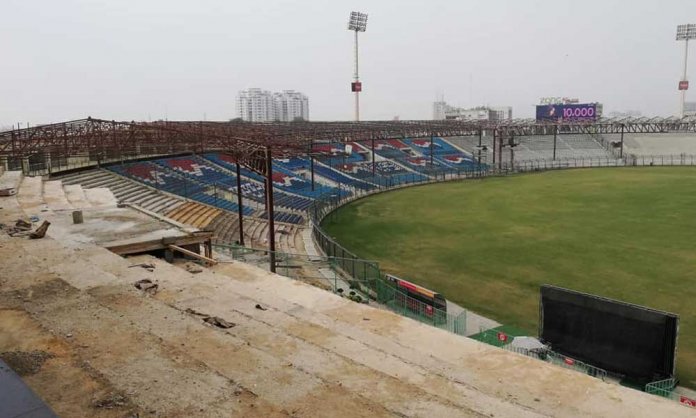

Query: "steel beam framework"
<box><xmin>3</xmin><ymin>117</ymin><xmax>696</xmax><ymax>163</ymax></box>
<box><xmin>2</xmin><ymin>115</ymin><xmax>696</xmax><ymax>272</ymax></box>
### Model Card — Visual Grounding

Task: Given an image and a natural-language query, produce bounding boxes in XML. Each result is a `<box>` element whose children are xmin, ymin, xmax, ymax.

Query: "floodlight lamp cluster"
<box><xmin>676</xmin><ymin>24</ymin><xmax>696</xmax><ymax>41</ymax></box>
<box><xmin>348</xmin><ymin>11</ymin><xmax>368</xmax><ymax>32</ymax></box>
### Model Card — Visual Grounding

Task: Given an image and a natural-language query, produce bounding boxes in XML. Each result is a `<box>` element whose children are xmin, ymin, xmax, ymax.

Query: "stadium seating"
<box><xmin>401</xmin><ymin>156</ymin><xmax>449</xmax><ymax>173</ymax></box>
<box><xmin>312</xmin><ymin>142</ymin><xmax>370</xmax><ymax>164</ymax></box>
<box><xmin>436</xmin><ymin>154</ymin><xmax>479</xmax><ymax>169</ymax></box>
<box><xmin>372</xmin><ymin>139</ymin><xmax>416</xmax><ymax>159</ymax></box>
<box><xmin>153</xmin><ymin>155</ymin><xmax>314</xmax><ymax>212</ymax></box>
<box><xmin>110</xmin><ymin>161</ymin><xmax>207</xmax><ymax>196</ymax></box>
<box><xmin>447</xmin><ymin>134</ymin><xmax>615</xmax><ymax>163</ymax></box>
<box><xmin>154</xmin><ymin>156</ymin><xmax>232</xmax><ymax>185</ymax></box>
<box><xmin>258</xmin><ymin>210</ymin><xmax>305</xmax><ymax>225</ymax></box>
<box><xmin>401</xmin><ymin>137</ymin><xmax>477</xmax><ymax>171</ymax></box>
<box><xmin>403</xmin><ymin>137</ymin><xmax>462</xmax><ymax>155</ymax></box>
<box><xmin>311</xmin><ymin>162</ymin><xmax>376</xmax><ymax>190</ymax></box>
<box><xmin>275</xmin><ymin>157</ymin><xmax>311</xmax><ymax>171</ymax></box>
<box><xmin>108</xmin><ymin>161</ymin><xmax>255</xmax><ymax>216</ymax></box>
<box><xmin>203</xmin><ymin>152</ymin><xmax>349</xmax><ymax>200</ymax></box>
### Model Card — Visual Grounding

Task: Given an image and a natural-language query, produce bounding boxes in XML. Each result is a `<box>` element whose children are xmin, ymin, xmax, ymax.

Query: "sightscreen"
<box><xmin>539</xmin><ymin>285</ymin><xmax>678</xmax><ymax>382</ymax></box>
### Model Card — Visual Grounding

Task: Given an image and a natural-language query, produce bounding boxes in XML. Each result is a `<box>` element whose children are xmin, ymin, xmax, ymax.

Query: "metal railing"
<box><xmin>644</xmin><ymin>377</ymin><xmax>696</xmax><ymax>409</ymax></box>
<box><xmin>469</xmin><ymin>326</ymin><xmax>608</xmax><ymax>380</ymax></box>
<box><xmin>645</xmin><ymin>377</ymin><xmax>677</xmax><ymax>398</ymax></box>
<box><xmin>214</xmin><ymin>243</ymin><xmax>374</xmax><ymax>298</ymax></box>
<box><xmin>375</xmin><ymin>279</ymin><xmax>466</xmax><ymax>335</ymax></box>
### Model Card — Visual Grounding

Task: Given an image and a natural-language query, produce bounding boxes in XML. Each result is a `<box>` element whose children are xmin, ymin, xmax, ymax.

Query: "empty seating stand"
<box><xmin>203</xmin><ymin>152</ymin><xmax>348</xmax><ymax>200</ymax></box>
<box><xmin>107</xmin><ymin>161</ymin><xmax>255</xmax><ymax>216</ymax></box>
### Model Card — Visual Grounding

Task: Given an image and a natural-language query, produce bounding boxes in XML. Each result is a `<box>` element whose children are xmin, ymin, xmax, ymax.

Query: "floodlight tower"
<box><xmin>676</xmin><ymin>24</ymin><xmax>696</xmax><ymax>118</ymax></box>
<box><xmin>348</xmin><ymin>11</ymin><xmax>368</xmax><ymax>121</ymax></box>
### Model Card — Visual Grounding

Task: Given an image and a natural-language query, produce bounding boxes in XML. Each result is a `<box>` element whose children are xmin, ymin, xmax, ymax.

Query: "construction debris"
<box><xmin>92</xmin><ymin>392</ymin><xmax>129</xmax><ymax>409</ymax></box>
<box><xmin>185</xmin><ymin>308</ymin><xmax>206</xmax><ymax>317</ymax></box>
<box><xmin>0</xmin><ymin>350</ymin><xmax>55</xmax><ymax>376</ymax></box>
<box><xmin>0</xmin><ymin>219</ymin><xmax>48</xmax><ymax>238</ymax></box>
<box><xmin>133</xmin><ymin>279</ymin><xmax>158</xmax><ymax>295</ymax></box>
<box><xmin>0</xmin><ymin>187</ymin><xmax>16</xmax><ymax>196</ymax></box>
<box><xmin>15</xmin><ymin>219</ymin><xmax>32</xmax><ymax>229</ymax></box>
<box><xmin>203</xmin><ymin>316</ymin><xmax>236</xmax><ymax>329</ymax></box>
<box><xmin>29</xmin><ymin>220</ymin><xmax>51</xmax><ymax>239</ymax></box>
<box><xmin>129</xmin><ymin>263</ymin><xmax>155</xmax><ymax>271</ymax></box>
<box><xmin>185</xmin><ymin>263</ymin><xmax>203</xmax><ymax>274</ymax></box>
<box><xmin>184</xmin><ymin>308</ymin><xmax>235</xmax><ymax>329</ymax></box>
<box><xmin>72</xmin><ymin>210</ymin><xmax>84</xmax><ymax>224</ymax></box>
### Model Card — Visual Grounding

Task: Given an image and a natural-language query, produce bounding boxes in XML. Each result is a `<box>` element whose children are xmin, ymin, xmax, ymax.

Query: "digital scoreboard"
<box><xmin>540</xmin><ymin>285</ymin><xmax>679</xmax><ymax>383</ymax></box>
<box><xmin>536</xmin><ymin>103</ymin><xmax>600</xmax><ymax>122</ymax></box>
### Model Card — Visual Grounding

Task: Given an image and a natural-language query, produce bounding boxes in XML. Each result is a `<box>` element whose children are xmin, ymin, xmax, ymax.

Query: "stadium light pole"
<box><xmin>348</xmin><ymin>11</ymin><xmax>368</xmax><ymax>122</ymax></box>
<box><xmin>676</xmin><ymin>24</ymin><xmax>696</xmax><ymax>118</ymax></box>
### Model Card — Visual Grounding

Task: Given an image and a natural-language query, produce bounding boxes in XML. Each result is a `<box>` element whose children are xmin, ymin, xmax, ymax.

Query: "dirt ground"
<box><xmin>0</xmin><ymin>179</ymin><xmax>693</xmax><ymax>417</ymax></box>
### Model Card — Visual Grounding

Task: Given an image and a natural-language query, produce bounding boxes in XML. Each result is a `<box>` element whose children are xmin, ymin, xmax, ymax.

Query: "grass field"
<box><xmin>322</xmin><ymin>167</ymin><xmax>696</xmax><ymax>388</ymax></box>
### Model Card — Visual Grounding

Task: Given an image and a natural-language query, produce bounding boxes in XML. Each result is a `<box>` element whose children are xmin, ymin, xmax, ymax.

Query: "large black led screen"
<box><xmin>539</xmin><ymin>285</ymin><xmax>678</xmax><ymax>382</ymax></box>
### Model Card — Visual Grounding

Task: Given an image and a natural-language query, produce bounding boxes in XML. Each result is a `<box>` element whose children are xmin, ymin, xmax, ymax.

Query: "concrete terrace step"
<box><xmin>43</xmin><ymin>180</ymin><xmax>73</xmax><ymax>211</ymax></box>
<box><xmin>1</xmin><ymin>241</ymin><xmax>269</xmax><ymax>417</ymax></box>
<box><xmin>98</xmin><ymin>180</ymin><xmax>134</xmax><ymax>196</ymax></box>
<box><xmin>109</xmin><ymin>178</ymin><xmax>141</xmax><ymax>192</ymax></box>
<box><xmin>216</xmin><ymin>215</ymin><xmax>241</xmax><ymax>245</ymax></box>
<box><xmin>165</xmin><ymin>201</ymin><xmax>221</xmax><ymax>229</ymax></box>
<box><xmin>164</xmin><ymin>202</ymin><xmax>196</xmax><ymax>222</ymax></box>
<box><xmin>118</xmin><ymin>185</ymin><xmax>151</xmax><ymax>202</ymax></box>
<box><xmin>302</xmin><ymin>227</ymin><xmax>322</xmax><ymax>261</ymax></box>
<box><xmin>17</xmin><ymin>175</ymin><xmax>48</xmax><ymax>214</ymax></box>
<box><xmin>1</xmin><ymin>226</ymin><xmax>687</xmax><ymax>417</ymax></box>
<box><xmin>144</xmin><ymin>198</ymin><xmax>183</xmax><ymax>214</ymax></box>
<box><xmin>177</xmin><ymin>204</ymin><xmax>212</xmax><ymax>227</ymax></box>
<box><xmin>0</xmin><ymin>170</ymin><xmax>23</xmax><ymax>194</ymax></box>
<box><xmin>77</xmin><ymin>177</ymin><xmax>119</xmax><ymax>190</ymax></box>
<box><xmin>56</xmin><ymin>169</ymin><xmax>109</xmax><ymax>185</ymax></box>
<box><xmin>293</xmin><ymin>227</ymin><xmax>306</xmax><ymax>254</ymax></box>
<box><xmin>137</xmin><ymin>192</ymin><xmax>167</xmax><ymax>209</ymax></box>
<box><xmin>84</xmin><ymin>187</ymin><xmax>118</xmax><ymax>208</ymax></box>
<box><xmin>148</xmin><ymin>197</ymin><xmax>182</xmax><ymax>213</ymax></box>
<box><xmin>206</xmin><ymin>212</ymin><xmax>228</xmax><ymax>232</ymax></box>
<box><xmin>68</xmin><ymin>172</ymin><xmax>116</xmax><ymax>188</ymax></box>
<box><xmin>63</xmin><ymin>184</ymin><xmax>93</xmax><ymax>209</ymax></box>
<box><xmin>191</xmin><ymin>206</ymin><xmax>222</xmax><ymax>229</ymax></box>
<box><xmin>59</xmin><ymin>170</ymin><xmax>183</xmax><ymax>215</ymax></box>
<box><xmin>253</xmin><ymin>222</ymin><xmax>268</xmax><ymax>246</ymax></box>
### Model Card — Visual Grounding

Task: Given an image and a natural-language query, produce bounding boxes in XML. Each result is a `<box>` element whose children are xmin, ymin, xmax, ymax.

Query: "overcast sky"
<box><xmin>2</xmin><ymin>0</ymin><xmax>696</xmax><ymax>126</ymax></box>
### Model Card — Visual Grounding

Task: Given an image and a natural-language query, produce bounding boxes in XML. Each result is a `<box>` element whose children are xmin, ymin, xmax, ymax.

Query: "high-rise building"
<box><xmin>433</xmin><ymin>100</ymin><xmax>452</xmax><ymax>120</ymax></box>
<box><xmin>273</xmin><ymin>90</ymin><xmax>310</xmax><ymax>122</ymax></box>
<box><xmin>237</xmin><ymin>88</ymin><xmax>275</xmax><ymax>122</ymax></box>
<box><xmin>237</xmin><ymin>88</ymin><xmax>309</xmax><ymax>122</ymax></box>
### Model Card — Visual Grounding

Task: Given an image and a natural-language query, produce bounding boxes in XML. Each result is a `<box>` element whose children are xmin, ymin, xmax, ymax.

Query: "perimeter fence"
<box><xmin>214</xmin><ymin>243</ymin><xmax>467</xmax><ymax>335</ymax></box>
<box><xmin>214</xmin><ymin>243</ymin><xmax>372</xmax><ymax>296</ymax></box>
<box><xmin>645</xmin><ymin>377</ymin><xmax>677</xmax><ymax>399</ymax></box>
<box><xmin>472</xmin><ymin>326</ymin><xmax>608</xmax><ymax>381</ymax></box>
<box><xmin>375</xmin><ymin>279</ymin><xmax>467</xmax><ymax>335</ymax></box>
<box><xmin>642</xmin><ymin>377</ymin><xmax>696</xmax><ymax>409</ymax></box>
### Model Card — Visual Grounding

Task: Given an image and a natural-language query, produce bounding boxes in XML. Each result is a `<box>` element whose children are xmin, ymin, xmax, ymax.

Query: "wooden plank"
<box><xmin>106</xmin><ymin>232</ymin><xmax>214</xmax><ymax>256</ymax></box>
<box><xmin>168</xmin><ymin>244</ymin><xmax>217</xmax><ymax>265</ymax></box>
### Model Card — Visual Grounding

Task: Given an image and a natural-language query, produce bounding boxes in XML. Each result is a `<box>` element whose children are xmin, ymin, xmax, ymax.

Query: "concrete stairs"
<box><xmin>165</xmin><ymin>201</ymin><xmax>222</xmax><ymax>229</ymax></box>
<box><xmin>1</xmin><ymin>177</ymin><xmax>688</xmax><ymax>417</ymax></box>
<box><xmin>43</xmin><ymin>180</ymin><xmax>73</xmax><ymax>211</ymax></box>
<box><xmin>53</xmin><ymin>168</ymin><xmax>308</xmax><ymax>253</ymax></box>
<box><xmin>54</xmin><ymin>168</ymin><xmax>252</xmax><ymax>245</ymax></box>
<box><xmin>63</xmin><ymin>184</ymin><xmax>92</xmax><ymax>208</ymax></box>
<box><xmin>57</xmin><ymin>169</ymin><xmax>184</xmax><ymax>214</ymax></box>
